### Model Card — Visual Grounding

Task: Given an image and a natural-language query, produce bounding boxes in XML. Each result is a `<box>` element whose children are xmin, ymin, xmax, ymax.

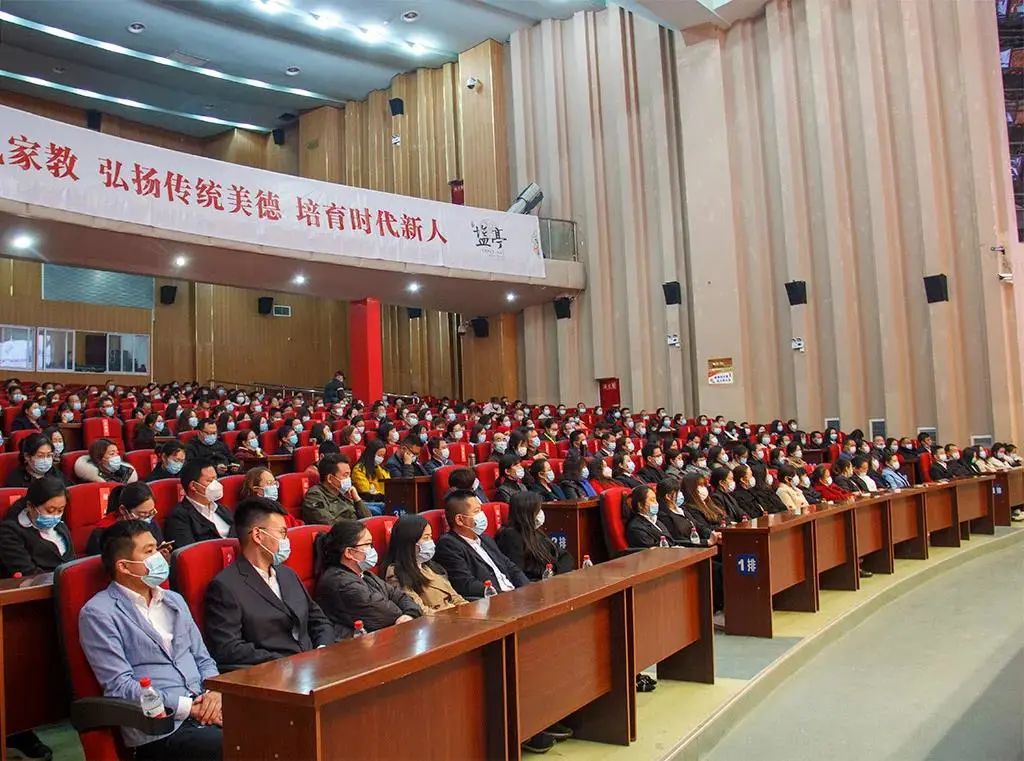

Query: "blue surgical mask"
<box><xmin>419</xmin><ymin>433</ymin><xmax>428</xmax><ymax>443</ymax></box>
<box><xmin>154</xmin><ymin>421</ymin><xmax>165</xmax><ymax>433</ymax></box>
<box><xmin>287</xmin><ymin>433</ymin><xmax>298</xmax><ymax>446</ymax></box>
<box><xmin>202</xmin><ymin>434</ymin><xmax>217</xmax><ymax>446</ymax></box>
<box><xmin>166</xmin><ymin>459</ymin><xmax>184</xmax><ymax>475</ymax></box>
<box><xmin>581</xmin><ymin>467</ymin><xmax>590</xmax><ymax>479</ymax></box>
<box><xmin>262</xmin><ymin>483</ymin><xmax>279</xmax><ymax>501</ymax></box>
<box><xmin>107</xmin><ymin>455</ymin><xmax>123</xmax><ymax>471</ymax></box>
<box><xmin>417</xmin><ymin>539</ymin><xmax>436</xmax><ymax>564</ymax></box>
<box><xmin>226</xmin><ymin>421</ymin><xmax>236</xmax><ymax>431</ymax></box>
<box><xmin>129</xmin><ymin>553</ymin><xmax>170</xmax><ymax>588</ymax></box>
<box><xmin>259</xmin><ymin>530</ymin><xmax>290</xmax><ymax>565</ymax></box>
<box><xmin>31</xmin><ymin>457</ymin><xmax>53</xmax><ymax>474</ymax></box>
<box><xmin>30</xmin><ymin>407</ymin><xmax>42</xmax><ymax>419</ymax></box>
<box><xmin>71</xmin><ymin>402</ymin><xmax>82</xmax><ymax>411</ymax></box>
<box><xmin>472</xmin><ymin>511</ymin><xmax>488</xmax><ymax>536</ymax></box>
<box><xmin>649</xmin><ymin>504</ymin><xmax>660</xmax><ymax>518</ymax></box>
<box><xmin>188</xmin><ymin>417</ymin><xmax>199</xmax><ymax>428</ymax></box>
<box><xmin>246</xmin><ymin>438</ymin><xmax>259</xmax><ymax>450</ymax></box>
<box><xmin>675</xmin><ymin>492</ymin><xmax>684</xmax><ymax>507</ymax></box>
<box><xmin>259</xmin><ymin>421</ymin><xmax>269</xmax><ymax>432</ymax></box>
<box><xmin>53</xmin><ymin>442</ymin><xmax>64</xmax><ymax>455</ymax></box>
<box><xmin>34</xmin><ymin>512</ymin><xmax>62</xmax><ymax>530</ymax></box>
<box><xmin>358</xmin><ymin>545</ymin><xmax>378</xmax><ymax>571</ymax></box>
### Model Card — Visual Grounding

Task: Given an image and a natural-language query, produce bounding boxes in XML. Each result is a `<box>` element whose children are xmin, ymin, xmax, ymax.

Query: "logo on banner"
<box><xmin>736</xmin><ymin>553</ymin><xmax>758</xmax><ymax>575</ymax></box>
<box><xmin>708</xmin><ymin>357</ymin><xmax>735</xmax><ymax>385</ymax></box>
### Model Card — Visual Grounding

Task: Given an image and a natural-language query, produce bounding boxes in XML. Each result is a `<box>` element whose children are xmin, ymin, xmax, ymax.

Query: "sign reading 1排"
<box><xmin>0</xmin><ymin>104</ymin><xmax>545</xmax><ymax>278</ymax></box>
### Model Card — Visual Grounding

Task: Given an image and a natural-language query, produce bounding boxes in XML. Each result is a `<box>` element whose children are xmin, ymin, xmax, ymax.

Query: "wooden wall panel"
<box><xmin>298</xmin><ymin>107</ymin><xmax>343</xmax><ymax>182</ymax></box>
<box><xmin>151</xmin><ymin>277</ymin><xmax>196</xmax><ymax>382</ymax></box>
<box><xmin>461</xmin><ymin>313</ymin><xmax>519</xmax><ymax>401</ymax></box>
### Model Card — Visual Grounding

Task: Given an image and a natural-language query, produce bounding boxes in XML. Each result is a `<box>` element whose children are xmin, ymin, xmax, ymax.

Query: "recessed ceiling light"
<box><xmin>407</xmin><ymin>282</ymin><xmax>421</xmax><ymax>293</ymax></box>
<box><xmin>360</xmin><ymin>25</ymin><xmax>386</xmax><ymax>42</ymax></box>
<box><xmin>10</xmin><ymin>233</ymin><xmax>35</xmax><ymax>250</ymax></box>
<box><xmin>293</xmin><ymin>274</ymin><xmax>307</xmax><ymax>285</ymax></box>
<box><xmin>173</xmin><ymin>255</ymin><xmax>188</xmax><ymax>267</ymax></box>
<box><xmin>126</xmin><ymin>22</ymin><xmax>146</xmax><ymax>34</ymax></box>
<box><xmin>284</xmin><ymin>66</ymin><xmax>301</xmax><ymax>77</ymax></box>
<box><xmin>505</xmin><ymin>292</ymin><xmax>516</xmax><ymax>302</ymax></box>
<box><xmin>401</xmin><ymin>10</ymin><xmax>419</xmax><ymax>22</ymax></box>
<box><xmin>51</xmin><ymin>65</ymin><xmax>65</xmax><ymax>74</ymax></box>
<box><xmin>309</xmin><ymin>10</ymin><xmax>339</xmax><ymax>29</ymax></box>
<box><xmin>202</xmin><ymin>104</ymin><xmax>215</xmax><ymax>111</ymax></box>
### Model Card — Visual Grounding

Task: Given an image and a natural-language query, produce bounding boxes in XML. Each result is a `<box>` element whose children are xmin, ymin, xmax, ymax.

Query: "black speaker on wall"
<box><xmin>272</xmin><ymin>128</ymin><xmax>285</xmax><ymax>146</ymax></box>
<box><xmin>407</xmin><ymin>307</ymin><xmax>423</xmax><ymax>319</ymax></box>
<box><xmin>923</xmin><ymin>274</ymin><xmax>949</xmax><ymax>303</ymax></box>
<box><xmin>553</xmin><ymin>298</ymin><xmax>572</xmax><ymax>320</ymax></box>
<box><xmin>159</xmin><ymin>285</ymin><xmax>178</xmax><ymax>305</ymax></box>
<box><xmin>257</xmin><ymin>296</ymin><xmax>274</xmax><ymax>315</ymax></box>
<box><xmin>471</xmin><ymin>317</ymin><xmax>489</xmax><ymax>338</ymax></box>
<box><xmin>785</xmin><ymin>280</ymin><xmax>808</xmax><ymax>306</ymax></box>
<box><xmin>389</xmin><ymin>98</ymin><xmax>405</xmax><ymax>116</ymax></box>
<box><xmin>662</xmin><ymin>281</ymin><xmax>682</xmax><ymax>306</ymax></box>
<box><xmin>86</xmin><ymin>109</ymin><xmax>102</xmax><ymax>132</ymax></box>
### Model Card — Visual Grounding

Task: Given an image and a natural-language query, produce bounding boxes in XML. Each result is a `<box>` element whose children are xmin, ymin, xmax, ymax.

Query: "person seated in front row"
<box><xmin>624</xmin><ymin>483</ymin><xmax>676</xmax><ymax>549</ymax></box>
<box><xmin>164</xmin><ymin>460</ymin><xmax>234</xmax><ymax>548</ymax></box>
<box><xmin>0</xmin><ymin>476</ymin><xmax>73</xmax><ymax>577</ymax></box>
<box><xmin>422</xmin><ymin>437</ymin><xmax>453</xmax><ymax>475</ymax></box>
<box><xmin>679</xmin><ymin>473</ymin><xmax>729</xmax><ymax>539</ymax></box>
<box><xmin>986</xmin><ymin>443</ymin><xmax>1012</xmax><ymax>471</ymax></box>
<box><xmin>811</xmin><ymin>465</ymin><xmax>854</xmax><ymax>501</ymax></box>
<box><xmin>851</xmin><ymin>456</ymin><xmax>879</xmax><ymax>493</ymax></box>
<box><xmin>79</xmin><ymin>521</ymin><xmax>223</xmax><ymax>761</ymax></box>
<box><xmin>302</xmin><ymin>454</ymin><xmax>371</xmax><ymax>525</ymax></box>
<box><xmin>314</xmin><ymin>519</ymin><xmax>422</xmax><ymax>636</ymax></box>
<box><xmin>528</xmin><ymin>458</ymin><xmax>566</xmax><ymax>502</ymax></box>
<box><xmin>494</xmin><ymin>454</ymin><xmax>529</xmax><ymax>503</ymax></box>
<box><xmin>204</xmin><ymin>498</ymin><xmax>335</xmax><ymax>667</ymax></box>
<box><xmin>496</xmin><ymin>492</ymin><xmax>574</xmax><ymax>580</ymax></box>
<box><xmin>831</xmin><ymin>458</ymin><xmax>862</xmax><ymax>494</ymax></box>
<box><xmin>944</xmin><ymin>444</ymin><xmax>970</xmax><ymax>478</ymax></box>
<box><xmin>380</xmin><ymin>514</ymin><xmax>468</xmax><ymax>614</ymax></box>
<box><xmin>385</xmin><ymin>436</ymin><xmax>428</xmax><ymax>478</ymax></box>
<box><xmin>775</xmin><ymin>465</ymin><xmax>810</xmax><ymax>511</ymax></box>
<box><xmin>86</xmin><ymin>482</ymin><xmax>164</xmax><ymax>556</ymax></box>
<box><xmin>147</xmin><ymin>441</ymin><xmax>187</xmax><ymax>482</ymax></box>
<box><xmin>929</xmin><ymin>445</ymin><xmax>952</xmax><ymax>481</ymax></box>
<box><xmin>447</xmin><ymin>466</ymin><xmax>489</xmax><ymax>503</ymax></box>
<box><xmin>434</xmin><ymin>490</ymin><xmax>529</xmax><ymax>599</ymax></box>
<box><xmin>5</xmin><ymin>432</ymin><xmax>68</xmax><ymax>488</ymax></box>
<box><xmin>558</xmin><ymin>455</ymin><xmax>596</xmax><ymax>499</ymax></box>
<box><xmin>656</xmin><ymin>477</ymin><xmax>708</xmax><ymax>543</ymax></box>
<box><xmin>880</xmin><ymin>454</ymin><xmax>910</xmax><ymax>489</ymax></box>
<box><xmin>75</xmin><ymin>438</ymin><xmax>138</xmax><ymax>485</ymax></box>
<box><xmin>186</xmin><ymin>420</ymin><xmax>241</xmax><ymax>475</ymax></box>
<box><xmin>708</xmin><ymin>467</ymin><xmax>748</xmax><ymax>522</ymax></box>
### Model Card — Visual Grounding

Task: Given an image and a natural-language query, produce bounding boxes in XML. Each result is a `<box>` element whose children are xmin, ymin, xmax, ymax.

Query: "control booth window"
<box><xmin>107</xmin><ymin>333</ymin><xmax>150</xmax><ymax>374</ymax></box>
<box><xmin>0</xmin><ymin>325</ymin><xmax>34</xmax><ymax>370</ymax></box>
<box><xmin>37</xmin><ymin>328</ymin><xmax>74</xmax><ymax>372</ymax></box>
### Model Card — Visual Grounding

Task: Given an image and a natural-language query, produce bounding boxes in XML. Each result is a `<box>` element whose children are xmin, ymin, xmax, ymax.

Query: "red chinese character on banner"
<box><xmin>350</xmin><ymin>207</ymin><xmax>372</xmax><ymax>235</ymax></box>
<box><xmin>131</xmin><ymin>163</ymin><xmax>161</xmax><ymax>198</ymax></box>
<box><xmin>99</xmin><ymin>158</ymin><xmax>129</xmax><ymax>190</ymax></box>
<box><xmin>45</xmin><ymin>143</ymin><xmax>79</xmax><ymax>180</ymax></box>
<box><xmin>427</xmin><ymin>218</ymin><xmax>448</xmax><ymax>244</ymax></box>
<box><xmin>376</xmin><ymin>209</ymin><xmax>401</xmax><ymax>238</ymax></box>
<box><xmin>8</xmin><ymin>135</ymin><xmax>41</xmax><ymax>171</ymax></box>
<box><xmin>401</xmin><ymin>214</ymin><xmax>423</xmax><ymax>241</ymax></box>
<box><xmin>296</xmin><ymin>197</ymin><xmax>321</xmax><ymax>227</ymax></box>
<box><xmin>256</xmin><ymin>190</ymin><xmax>281</xmax><ymax>221</ymax></box>
<box><xmin>164</xmin><ymin>171</ymin><xmax>191</xmax><ymax>204</ymax></box>
<box><xmin>325</xmin><ymin>203</ymin><xmax>346</xmax><ymax>230</ymax></box>
<box><xmin>196</xmin><ymin>178</ymin><xmax>224</xmax><ymax>210</ymax></box>
<box><xmin>228</xmin><ymin>185</ymin><xmax>252</xmax><ymax>216</ymax></box>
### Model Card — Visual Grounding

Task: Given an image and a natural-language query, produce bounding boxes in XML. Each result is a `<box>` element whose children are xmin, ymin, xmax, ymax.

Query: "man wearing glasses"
<box><xmin>203</xmin><ymin>497</ymin><xmax>336</xmax><ymax>667</ymax></box>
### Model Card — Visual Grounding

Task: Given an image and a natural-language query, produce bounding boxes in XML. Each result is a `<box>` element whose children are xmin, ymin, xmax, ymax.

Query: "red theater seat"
<box><xmin>83</xmin><ymin>418</ymin><xmax>124</xmax><ymax>453</ymax></box>
<box><xmin>278</xmin><ymin>472</ymin><xmax>311</xmax><ymax>520</ymax></box>
<box><xmin>221</xmin><ymin>431</ymin><xmax>240</xmax><ymax>452</ymax></box>
<box><xmin>0</xmin><ymin>487</ymin><xmax>26</xmax><ymax>513</ymax></box>
<box><xmin>61</xmin><ymin>450</ymin><xmax>89</xmax><ymax>483</ymax></box>
<box><xmin>123</xmin><ymin>450</ymin><xmax>157</xmax><ymax>480</ymax></box>
<box><xmin>9</xmin><ymin>429</ymin><xmax>36</xmax><ymax>451</ymax></box>
<box><xmin>420</xmin><ymin>508</ymin><xmax>448</xmax><ymax>540</ymax></box>
<box><xmin>218</xmin><ymin>474</ymin><xmax>246</xmax><ymax>509</ymax></box>
<box><xmin>293</xmin><ymin>445</ymin><xmax>319</xmax><ymax>475</ymax></box>
<box><xmin>599</xmin><ymin>486</ymin><xmax>634</xmax><ymax>557</ymax></box>
<box><xmin>447</xmin><ymin>442</ymin><xmax>472</xmax><ymax>466</ymax></box>
<box><xmin>0</xmin><ymin>452</ymin><xmax>19</xmax><ymax>486</ymax></box>
<box><xmin>148</xmin><ymin>478</ymin><xmax>184</xmax><ymax>529</ymax></box>
<box><xmin>338</xmin><ymin>444</ymin><xmax>364</xmax><ymax>464</ymax></box>
<box><xmin>474</xmin><ymin>442</ymin><xmax>492</xmax><ymax>462</ymax></box>
<box><xmin>537</xmin><ymin>441</ymin><xmax>558</xmax><ymax>459</ymax></box>
<box><xmin>66</xmin><ymin>483</ymin><xmax>116</xmax><ymax>555</ymax></box>
<box><xmin>360</xmin><ymin>515</ymin><xmax>397</xmax><ymax>574</ymax></box>
<box><xmin>284</xmin><ymin>524</ymin><xmax>330</xmax><ymax>593</ymax></box>
<box><xmin>169</xmin><ymin>539</ymin><xmax>239</xmax><ymax>632</ymax></box>
<box><xmin>431</xmin><ymin>465</ymin><xmax>460</xmax><ymax>508</ymax></box>
<box><xmin>179</xmin><ymin>430</ymin><xmax>201</xmax><ymax>446</ymax></box>
<box><xmin>474</xmin><ymin>461</ymin><xmax>499</xmax><ymax>500</ymax></box>
<box><xmin>479</xmin><ymin>502</ymin><xmax>508</xmax><ymax>538</ymax></box>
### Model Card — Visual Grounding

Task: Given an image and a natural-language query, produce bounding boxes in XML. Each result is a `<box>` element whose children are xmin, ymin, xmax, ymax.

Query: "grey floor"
<box><xmin>705</xmin><ymin>542</ymin><xmax>1024</xmax><ymax>761</ymax></box>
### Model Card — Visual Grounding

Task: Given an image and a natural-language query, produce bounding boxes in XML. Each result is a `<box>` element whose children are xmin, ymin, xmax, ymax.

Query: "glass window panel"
<box><xmin>133</xmin><ymin>335</ymin><xmax>149</xmax><ymax>374</ymax></box>
<box><xmin>108</xmin><ymin>333</ymin><xmax>122</xmax><ymax>373</ymax></box>
<box><xmin>75</xmin><ymin>332</ymin><xmax>107</xmax><ymax>373</ymax></box>
<box><xmin>0</xmin><ymin>326</ymin><xmax>34</xmax><ymax>370</ymax></box>
<box><xmin>37</xmin><ymin>329</ymin><xmax>73</xmax><ymax>371</ymax></box>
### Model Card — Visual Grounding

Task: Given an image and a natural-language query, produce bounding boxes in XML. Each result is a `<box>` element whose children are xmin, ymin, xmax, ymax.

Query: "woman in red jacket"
<box><xmin>811</xmin><ymin>464</ymin><xmax>853</xmax><ymax>502</ymax></box>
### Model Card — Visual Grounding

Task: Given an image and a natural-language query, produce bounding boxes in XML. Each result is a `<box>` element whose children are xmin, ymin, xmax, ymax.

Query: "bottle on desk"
<box><xmin>352</xmin><ymin>620</ymin><xmax>367</xmax><ymax>638</ymax></box>
<box><xmin>139</xmin><ymin>678</ymin><xmax>166</xmax><ymax>719</ymax></box>
<box><xmin>581</xmin><ymin>555</ymin><xmax>594</xmax><ymax>568</ymax></box>
<box><xmin>689</xmin><ymin>527</ymin><xmax>700</xmax><ymax>545</ymax></box>
<box><xmin>541</xmin><ymin>563</ymin><xmax>555</xmax><ymax>580</ymax></box>
<box><xmin>483</xmin><ymin>580</ymin><xmax>498</xmax><ymax>598</ymax></box>
<box><xmin>659</xmin><ymin>535</ymin><xmax>671</xmax><ymax>548</ymax></box>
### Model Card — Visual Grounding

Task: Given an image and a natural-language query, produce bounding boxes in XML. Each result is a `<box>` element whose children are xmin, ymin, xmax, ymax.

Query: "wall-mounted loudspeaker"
<box><xmin>407</xmin><ymin>307</ymin><xmax>422</xmax><ymax>319</ymax></box>
<box><xmin>923</xmin><ymin>274</ymin><xmax>949</xmax><ymax>303</ymax></box>
<box><xmin>785</xmin><ymin>280</ymin><xmax>808</xmax><ymax>306</ymax></box>
<box><xmin>257</xmin><ymin>297</ymin><xmax>274</xmax><ymax>315</ymax></box>
<box><xmin>662</xmin><ymin>281</ymin><xmax>682</xmax><ymax>305</ymax></box>
<box><xmin>553</xmin><ymin>298</ymin><xmax>572</xmax><ymax>320</ymax></box>
<box><xmin>389</xmin><ymin>98</ymin><xmax>405</xmax><ymax>116</ymax></box>
<box><xmin>86</xmin><ymin>110</ymin><xmax>102</xmax><ymax>132</ymax></box>
<box><xmin>159</xmin><ymin>285</ymin><xmax>178</xmax><ymax>305</ymax></box>
<box><xmin>272</xmin><ymin>128</ymin><xmax>285</xmax><ymax>146</ymax></box>
<box><xmin>471</xmin><ymin>317</ymin><xmax>489</xmax><ymax>338</ymax></box>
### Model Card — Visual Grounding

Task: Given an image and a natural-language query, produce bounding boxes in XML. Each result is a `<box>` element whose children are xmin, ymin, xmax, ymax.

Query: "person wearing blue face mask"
<box><xmin>147</xmin><ymin>441</ymin><xmax>187</xmax><ymax>482</ymax></box>
<box><xmin>314</xmin><ymin>519</ymin><xmax>422</xmax><ymax>637</ymax></box>
<box><xmin>80</xmin><ymin>520</ymin><xmax>224</xmax><ymax>760</ymax></box>
<box><xmin>274</xmin><ymin>425</ymin><xmax>300</xmax><ymax>456</ymax></box>
<box><xmin>205</xmin><ymin>497</ymin><xmax>335</xmax><ymax>667</ymax></box>
<box><xmin>0</xmin><ymin>476</ymin><xmax>73</xmax><ymax>576</ymax></box>
<box><xmin>76</xmin><ymin>438</ymin><xmax>138</xmax><ymax>485</ymax></box>
<box><xmin>10</xmin><ymin>398</ymin><xmax>45</xmax><ymax>432</ymax></box>
<box><xmin>6</xmin><ymin>433</ymin><xmax>69</xmax><ymax>488</ymax></box>
<box><xmin>434</xmin><ymin>490</ymin><xmax>529</xmax><ymax>600</ymax></box>
<box><xmin>133</xmin><ymin>412</ymin><xmax>162</xmax><ymax>450</ymax></box>
<box><xmin>239</xmin><ymin>467</ymin><xmax>278</xmax><ymax>504</ymax></box>
<box><xmin>384</xmin><ymin>436</ymin><xmax>428</xmax><ymax>478</ymax></box>
<box><xmin>186</xmin><ymin>420</ymin><xmax>241</xmax><ymax>475</ymax></box>
<box><xmin>86</xmin><ymin>482</ymin><xmax>164</xmax><ymax>556</ymax></box>
<box><xmin>380</xmin><ymin>514</ymin><xmax>467</xmax><ymax>615</ymax></box>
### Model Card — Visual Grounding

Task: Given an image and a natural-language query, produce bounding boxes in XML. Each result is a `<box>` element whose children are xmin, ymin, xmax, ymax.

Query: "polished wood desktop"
<box><xmin>57</xmin><ymin>422</ymin><xmax>83</xmax><ymax>452</ymax></box>
<box><xmin>237</xmin><ymin>452</ymin><xmax>293</xmax><ymax>477</ymax></box>
<box><xmin>540</xmin><ymin>498</ymin><xmax>607</xmax><ymax>566</ymax></box>
<box><xmin>384</xmin><ymin>475</ymin><xmax>434</xmax><ymax>514</ymax></box>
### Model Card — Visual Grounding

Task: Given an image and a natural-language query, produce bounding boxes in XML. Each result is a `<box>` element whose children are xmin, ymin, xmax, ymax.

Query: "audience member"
<box><xmin>147</xmin><ymin>441</ymin><xmax>187</xmax><ymax>482</ymax></box>
<box><xmin>380</xmin><ymin>514</ymin><xmax>467</xmax><ymax>614</ymax></box>
<box><xmin>302</xmin><ymin>454</ymin><xmax>370</xmax><ymax>524</ymax></box>
<box><xmin>164</xmin><ymin>460</ymin><xmax>233</xmax><ymax>547</ymax></box>
<box><xmin>0</xmin><ymin>476</ymin><xmax>73</xmax><ymax>577</ymax></box>
<box><xmin>186</xmin><ymin>419</ymin><xmax>241</xmax><ymax>474</ymax></box>
<box><xmin>496</xmin><ymin>491</ymin><xmax>573</xmax><ymax>580</ymax></box>
<box><xmin>85</xmin><ymin>482</ymin><xmax>163</xmax><ymax>556</ymax></box>
<box><xmin>5</xmin><ymin>432</ymin><xmax>67</xmax><ymax>488</ymax></box>
<box><xmin>75</xmin><ymin>438</ymin><xmax>138</xmax><ymax>485</ymax></box>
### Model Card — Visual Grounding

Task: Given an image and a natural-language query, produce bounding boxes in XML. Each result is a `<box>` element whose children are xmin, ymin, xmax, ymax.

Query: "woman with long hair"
<box><xmin>496</xmin><ymin>491</ymin><xmax>574</xmax><ymax>580</ymax></box>
<box><xmin>379</xmin><ymin>514</ymin><xmax>466</xmax><ymax>614</ymax></box>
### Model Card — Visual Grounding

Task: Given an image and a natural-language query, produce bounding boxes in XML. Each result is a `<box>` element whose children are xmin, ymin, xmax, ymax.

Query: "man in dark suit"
<box><xmin>204</xmin><ymin>498</ymin><xmax>335</xmax><ymax>667</ymax></box>
<box><xmin>164</xmin><ymin>460</ymin><xmax>235</xmax><ymax>548</ymax></box>
<box><xmin>384</xmin><ymin>436</ymin><xmax>428</xmax><ymax>478</ymax></box>
<box><xmin>636</xmin><ymin>443</ymin><xmax>666</xmax><ymax>483</ymax></box>
<box><xmin>323</xmin><ymin>370</ymin><xmax>345</xmax><ymax>404</ymax></box>
<box><xmin>434</xmin><ymin>490</ymin><xmax>529</xmax><ymax>600</ymax></box>
<box><xmin>185</xmin><ymin>420</ymin><xmax>240</xmax><ymax>475</ymax></box>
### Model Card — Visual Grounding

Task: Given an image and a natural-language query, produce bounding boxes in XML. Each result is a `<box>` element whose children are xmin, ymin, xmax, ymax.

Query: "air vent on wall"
<box><xmin>272</xmin><ymin>304</ymin><xmax>292</xmax><ymax>317</ymax></box>
<box><xmin>170</xmin><ymin>50</ymin><xmax>210</xmax><ymax>67</ymax></box>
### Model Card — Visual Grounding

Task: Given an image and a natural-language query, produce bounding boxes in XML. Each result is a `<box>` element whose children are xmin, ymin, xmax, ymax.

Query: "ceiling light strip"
<box><xmin>0</xmin><ymin>11</ymin><xmax>343</xmax><ymax>103</ymax></box>
<box><xmin>0</xmin><ymin>68</ymin><xmax>272</xmax><ymax>132</ymax></box>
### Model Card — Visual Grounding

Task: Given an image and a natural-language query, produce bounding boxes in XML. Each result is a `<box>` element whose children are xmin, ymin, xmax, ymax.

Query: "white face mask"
<box><xmin>534</xmin><ymin>509</ymin><xmax>546</xmax><ymax>529</ymax></box>
<box><xmin>766</xmin><ymin>474</ymin><xmax>774</xmax><ymax>486</ymax></box>
<box><xmin>697</xmin><ymin>485</ymin><xmax>709</xmax><ymax>500</ymax></box>
<box><xmin>602</xmin><ymin>466</ymin><xmax>613</xmax><ymax>479</ymax></box>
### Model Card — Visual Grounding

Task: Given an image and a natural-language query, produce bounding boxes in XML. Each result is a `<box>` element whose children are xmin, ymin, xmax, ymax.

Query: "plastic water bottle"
<box><xmin>139</xmin><ymin>677</ymin><xmax>165</xmax><ymax>719</ymax></box>
<box><xmin>658</xmin><ymin>535</ymin><xmax>671</xmax><ymax>548</ymax></box>
<box><xmin>689</xmin><ymin>526</ymin><xmax>700</xmax><ymax>545</ymax></box>
<box><xmin>541</xmin><ymin>563</ymin><xmax>555</xmax><ymax>580</ymax></box>
<box><xmin>483</xmin><ymin>580</ymin><xmax>498</xmax><ymax>598</ymax></box>
<box><xmin>352</xmin><ymin>620</ymin><xmax>367</xmax><ymax>638</ymax></box>
<box><xmin>581</xmin><ymin>555</ymin><xmax>594</xmax><ymax>568</ymax></box>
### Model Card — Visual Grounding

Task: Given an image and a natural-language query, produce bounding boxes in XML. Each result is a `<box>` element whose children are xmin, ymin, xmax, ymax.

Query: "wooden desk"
<box><xmin>852</xmin><ymin>494</ymin><xmax>894</xmax><ymax>574</ymax></box>
<box><xmin>209</xmin><ymin>616</ymin><xmax>513</xmax><ymax>761</ymax></box>
<box><xmin>720</xmin><ymin>511</ymin><xmax>819</xmax><ymax>638</ymax></box>
<box><xmin>889</xmin><ymin>487</ymin><xmax>929</xmax><ymax>560</ymax></box>
<box><xmin>384</xmin><ymin>475</ymin><xmax>433</xmax><ymax>514</ymax></box>
<box><xmin>541</xmin><ymin>498</ymin><xmax>606</xmax><ymax>566</ymax></box>
<box><xmin>152</xmin><ymin>435</ymin><xmax>176</xmax><ymax>447</ymax></box>
<box><xmin>803</xmin><ymin>448</ymin><xmax>826</xmax><ymax>465</ymax></box>
<box><xmin>57</xmin><ymin>422</ymin><xmax>82</xmax><ymax>452</ymax></box>
<box><xmin>238</xmin><ymin>453</ymin><xmax>293</xmax><ymax>477</ymax></box>
<box><xmin>992</xmin><ymin>471</ymin><xmax>1011</xmax><ymax>526</ymax></box>
<box><xmin>0</xmin><ymin>575</ymin><xmax>67</xmax><ymax>761</ymax></box>
<box><xmin>1008</xmin><ymin>467</ymin><xmax>1024</xmax><ymax>510</ymax></box>
<box><xmin>806</xmin><ymin>501</ymin><xmax>859</xmax><ymax>591</ymax></box>
<box><xmin>953</xmin><ymin>475</ymin><xmax>995</xmax><ymax>539</ymax></box>
<box><xmin>922</xmin><ymin>483</ymin><xmax>960</xmax><ymax>548</ymax></box>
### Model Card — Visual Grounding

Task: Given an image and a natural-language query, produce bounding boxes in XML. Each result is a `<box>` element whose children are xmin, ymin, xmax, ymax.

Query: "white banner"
<box><xmin>0</xmin><ymin>104</ymin><xmax>545</xmax><ymax>278</ymax></box>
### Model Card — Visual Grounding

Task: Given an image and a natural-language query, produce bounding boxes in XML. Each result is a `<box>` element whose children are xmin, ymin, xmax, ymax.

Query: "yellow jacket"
<box><xmin>352</xmin><ymin>462</ymin><xmax>389</xmax><ymax>497</ymax></box>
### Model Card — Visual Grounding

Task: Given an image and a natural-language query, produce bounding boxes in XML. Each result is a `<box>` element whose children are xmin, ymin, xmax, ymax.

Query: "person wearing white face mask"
<box><xmin>684</xmin><ymin>451</ymin><xmax>712</xmax><ymax>479</ymax></box>
<box><xmin>488</xmin><ymin>431</ymin><xmax>510</xmax><ymax>462</ymax></box>
<box><xmin>315</xmin><ymin>519</ymin><xmax>422</xmax><ymax>638</ymax></box>
<box><xmin>496</xmin><ymin>491</ymin><xmax>574</xmax><ymax>582</ymax></box>
<box><xmin>303</xmin><ymin>454</ymin><xmax>373</xmax><ymax>525</ymax></box>
<box><xmin>637</xmin><ymin>443</ymin><xmax>666</xmax><ymax>483</ymax></box>
<box><xmin>381</xmin><ymin>514</ymin><xmax>467</xmax><ymax>614</ymax></box>
<box><xmin>423</xmin><ymin>437</ymin><xmax>454</xmax><ymax>476</ymax></box>
<box><xmin>495</xmin><ymin>454</ymin><xmax>530</xmax><ymax>503</ymax></box>
<box><xmin>708</xmin><ymin>467</ymin><xmax>749</xmax><ymax>522</ymax></box>
<box><xmin>775</xmin><ymin>465</ymin><xmax>810</xmax><ymax>511</ymax></box>
<box><xmin>351</xmin><ymin>441</ymin><xmax>390</xmax><ymax>511</ymax></box>
<box><xmin>164</xmin><ymin>460</ymin><xmax>233</xmax><ymax>548</ymax></box>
